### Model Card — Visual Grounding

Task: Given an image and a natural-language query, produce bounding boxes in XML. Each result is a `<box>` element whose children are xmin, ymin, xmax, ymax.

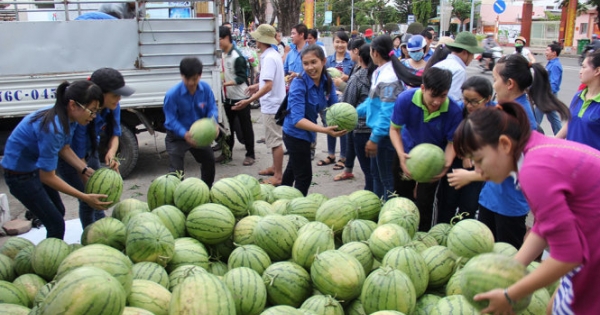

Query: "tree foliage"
<box><xmin>451</xmin><ymin>0</ymin><xmax>475</xmax><ymax>31</ymax></box>
<box><xmin>413</xmin><ymin>0</ymin><xmax>433</xmax><ymax>25</ymax></box>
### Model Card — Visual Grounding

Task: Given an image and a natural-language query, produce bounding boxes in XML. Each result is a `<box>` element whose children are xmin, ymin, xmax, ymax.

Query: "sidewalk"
<box><xmin>503</xmin><ymin>46</ymin><xmax>579</xmax><ymax>59</ymax></box>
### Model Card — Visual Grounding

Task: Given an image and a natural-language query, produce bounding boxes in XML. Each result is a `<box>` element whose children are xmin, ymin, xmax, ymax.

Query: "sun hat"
<box><xmin>435</xmin><ymin>36</ymin><xmax>455</xmax><ymax>48</ymax></box>
<box><xmin>364</xmin><ymin>28</ymin><xmax>373</xmax><ymax>37</ymax></box>
<box><xmin>250</xmin><ymin>24</ymin><xmax>279</xmax><ymax>46</ymax></box>
<box><xmin>446</xmin><ymin>32</ymin><xmax>484</xmax><ymax>54</ymax></box>
<box><xmin>90</xmin><ymin>68</ymin><xmax>135</xmax><ymax>96</ymax></box>
<box><xmin>407</xmin><ymin>35</ymin><xmax>427</xmax><ymax>52</ymax></box>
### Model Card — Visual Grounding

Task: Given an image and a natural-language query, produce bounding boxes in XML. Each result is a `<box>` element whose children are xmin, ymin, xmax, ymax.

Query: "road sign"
<box><xmin>493</xmin><ymin>0</ymin><xmax>506</xmax><ymax>14</ymax></box>
<box><xmin>408</xmin><ymin>15</ymin><xmax>415</xmax><ymax>23</ymax></box>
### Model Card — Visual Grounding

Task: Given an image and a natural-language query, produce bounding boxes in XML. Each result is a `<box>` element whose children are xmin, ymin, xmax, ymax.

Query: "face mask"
<box><xmin>409</xmin><ymin>51</ymin><xmax>424</xmax><ymax>61</ymax></box>
<box><xmin>515</xmin><ymin>45</ymin><xmax>523</xmax><ymax>53</ymax></box>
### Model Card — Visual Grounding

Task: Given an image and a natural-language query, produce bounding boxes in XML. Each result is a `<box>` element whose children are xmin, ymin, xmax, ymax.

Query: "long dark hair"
<box><xmin>32</xmin><ymin>80</ymin><xmax>103</xmax><ymax>135</ymax></box>
<box><xmin>371</xmin><ymin>35</ymin><xmax>422</xmax><ymax>87</ymax></box>
<box><xmin>495</xmin><ymin>54</ymin><xmax>570</xmax><ymax>120</ymax></box>
<box><xmin>301</xmin><ymin>44</ymin><xmax>333</xmax><ymax>96</ymax></box>
<box><xmin>453</xmin><ymin>102</ymin><xmax>531</xmax><ymax>170</ymax></box>
<box><xmin>424</xmin><ymin>44</ymin><xmax>452</xmax><ymax>71</ymax></box>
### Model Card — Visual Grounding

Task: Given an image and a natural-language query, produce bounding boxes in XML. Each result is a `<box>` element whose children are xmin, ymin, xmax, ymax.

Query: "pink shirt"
<box><xmin>519</xmin><ymin>131</ymin><xmax>600</xmax><ymax>314</ymax></box>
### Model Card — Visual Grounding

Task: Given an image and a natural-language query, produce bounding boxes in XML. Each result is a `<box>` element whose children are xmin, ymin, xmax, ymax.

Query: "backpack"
<box><xmin>275</xmin><ymin>77</ymin><xmax>308</xmax><ymax>126</ymax></box>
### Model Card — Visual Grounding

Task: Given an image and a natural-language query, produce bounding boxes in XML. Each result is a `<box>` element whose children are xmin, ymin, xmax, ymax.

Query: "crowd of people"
<box><xmin>3</xmin><ymin>18</ymin><xmax>600</xmax><ymax>313</ymax></box>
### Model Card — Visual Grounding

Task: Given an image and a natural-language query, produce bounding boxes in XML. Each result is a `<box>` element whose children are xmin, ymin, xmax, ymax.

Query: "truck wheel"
<box><xmin>117</xmin><ymin>125</ymin><xmax>139</xmax><ymax>178</ymax></box>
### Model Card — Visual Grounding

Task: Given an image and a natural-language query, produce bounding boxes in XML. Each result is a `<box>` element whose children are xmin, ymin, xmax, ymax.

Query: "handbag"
<box><xmin>274</xmin><ymin>77</ymin><xmax>307</xmax><ymax>126</ymax></box>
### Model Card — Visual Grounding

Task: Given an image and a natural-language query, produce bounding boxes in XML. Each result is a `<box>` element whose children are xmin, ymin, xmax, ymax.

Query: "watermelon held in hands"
<box><xmin>189</xmin><ymin>118</ymin><xmax>218</xmax><ymax>147</ymax></box>
<box><xmin>406</xmin><ymin>143</ymin><xmax>445</xmax><ymax>183</ymax></box>
<box><xmin>85</xmin><ymin>167</ymin><xmax>123</xmax><ymax>205</ymax></box>
<box><xmin>326</xmin><ymin>67</ymin><xmax>343</xmax><ymax>78</ymax></box>
<box><xmin>325</xmin><ymin>102</ymin><xmax>358</xmax><ymax>132</ymax></box>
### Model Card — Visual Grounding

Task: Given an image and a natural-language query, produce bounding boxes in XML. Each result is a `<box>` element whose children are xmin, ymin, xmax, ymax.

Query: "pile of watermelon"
<box><xmin>0</xmin><ymin>172</ymin><xmax>555</xmax><ymax>315</ymax></box>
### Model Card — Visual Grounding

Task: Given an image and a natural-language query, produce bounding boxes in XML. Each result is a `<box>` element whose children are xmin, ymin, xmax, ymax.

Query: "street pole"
<box><xmin>351</xmin><ymin>0</ymin><xmax>354</xmax><ymax>32</ymax></box>
<box><xmin>469</xmin><ymin>0</ymin><xmax>475</xmax><ymax>33</ymax></box>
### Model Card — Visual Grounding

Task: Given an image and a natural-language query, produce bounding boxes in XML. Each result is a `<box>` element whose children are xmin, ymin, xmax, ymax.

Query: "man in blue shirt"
<box><xmin>284</xmin><ymin>23</ymin><xmax>308</xmax><ymax>78</ymax></box>
<box><xmin>163</xmin><ymin>57</ymin><xmax>219</xmax><ymax>187</ymax></box>
<box><xmin>534</xmin><ymin>42</ymin><xmax>563</xmax><ymax>135</ymax></box>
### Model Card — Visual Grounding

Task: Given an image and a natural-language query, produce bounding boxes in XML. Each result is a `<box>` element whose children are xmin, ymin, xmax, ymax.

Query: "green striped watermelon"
<box><xmin>112</xmin><ymin>198</ymin><xmax>150</xmax><ymax>221</ymax></box>
<box><xmin>248</xmin><ymin>200</ymin><xmax>274</xmax><ymax>216</ymax></box>
<box><xmin>126</xmin><ymin>221</ymin><xmax>175</xmax><ymax>267</ymax></box>
<box><xmin>55</xmin><ymin>244</ymin><xmax>133</xmax><ymax>295</ymax></box>
<box><xmin>235</xmin><ymin>174</ymin><xmax>262</xmax><ymax>201</ymax></box>
<box><xmin>315</xmin><ymin>196</ymin><xmax>358</xmax><ymax>233</ymax></box>
<box><xmin>169</xmin><ymin>269</ymin><xmax>236</xmax><ymax>315</ymax></box>
<box><xmin>349</xmin><ymin>190</ymin><xmax>382</xmax><ymax>221</ymax></box>
<box><xmin>445</xmin><ymin>268</ymin><xmax>463</xmax><ymax>296</ymax></box>
<box><xmin>85</xmin><ymin>167</ymin><xmax>123</xmax><ymax>205</ymax></box>
<box><xmin>132</xmin><ymin>261</ymin><xmax>170</xmax><ymax>289</ymax></box>
<box><xmin>127</xmin><ymin>279</ymin><xmax>171</xmax><ymax>315</ymax></box>
<box><xmin>260</xmin><ymin>184</ymin><xmax>275</xmax><ymax>203</ymax></box>
<box><xmin>0</xmin><ymin>254</ymin><xmax>16</xmax><ymax>282</ymax></box>
<box><xmin>253</xmin><ymin>215</ymin><xmax>298</xmax><ymax>261</ymax></box>
<box><xmin>518</xmin><ymin>288</ymin><xmax>551</xmax><ymax>315</ymax></box>
<box><xmin>271</xmin><ymin>199</ymin><xmax>290</xmax><ymax>215</ymax></box>
<box><xmin>287</xmin><ymin>197</ymin><xmax>320</xmax><ymax>221</ymax></box>
<box><xmin>311</xmin><ymin>250</ymin><xmax>365</xmax><ymax>301</ymax></box>
<box><xmin>370</xmin><ymin>311</ymin><xmax>406</xmax><ymax>315</ymax></box>
<box><xmin>227</xmin><ymin>245</ymin><xmax>272</xmax><ymax>276</ymax></box>
<box><xmin>263</xmin><ymin>261</ymin><xmax>312</xmax><ymax>307</ymax></box>
<box><xmin>12</xmin><ymin>273</ymin><xmax>46</xmax><ymax>307</ymax></box>
<box><xmin>261</xmin><ymin>305</ymin><xmax>304</xmax><ymax>315</ymax></box>
<box><xmin>210</xmin><ymin>177</ymin><xmax>253</xmax><ymax>217</ymax></box>
<box><xmin>285</xmin><ymin>214</ymin><xmax>310</xmax><ymax>230</ymax></box>
<box><xmin>32</xmin><ymin>280</ymin><xmax>54</xmax><ymax>308</ymax></box>
<box><xmin>174</xmin><ymin>177</ymin><xmax>210</xmax><ymax>214</ymax></box>
<box><xmin>39</xmin><ymin>266</ymin><xmax>125</xmax><ymax>315</ymax></box>
<box><xmin>223</xmin><ymin>267</ymin><xmax>267</xmax><ymax>315</ymax></box>
<box><xmin>207</xmin><ymin>260</ymin><xmax>228</xmax><ymax>276</ymax></box>
<box><xmin>31</xmin><ymin>238</ymin><xmax>71</xmax><ymax>281</ymax></box>
<box><xmin>147</xmin><ymin>173</ymin><xmax>181</xmax><ymax>210</ymax></box>
<box><xmin>368</xmin><ymin>223</ymin><xmax>412</xmax><ymax>261</ymax></box>
<box><xmin>208</xmin><ymin>238</ymin><xmax>236</xmax><ymax>262</ymax></box>
<box><xmin>427</xmin><ymin>223</ymin><xmax>452</xmax><ymax>246</ymax></box>
<box><xmin>0</xmin><ymin>280</ymin><xmax>30</xmax><ymax>306</ymax></box>
<box><xmin>300</xmin><ymin>295</ymin><xmax>344</xmax><ymax>315</ymax></box>
<box><xmin>338</xmin><ymin>241</ymin><xmax>374</xmax><ymax>275</ymax></box>
<box><xmin>189</xmin><ymin>118</ymin><xmax>218</xmax><ymax>147</ymax></box>
<box><xmin>292</xmin><ymin>222</ymin><xmax>335</xmax><ymax>270</ymax></box>
<box><xmin>420</xmin><ymin>245</ymin><xmax>457</xmax><ymax>288</ymax></box>
<box><xmin>233</xmin><ymin>215</ymin><xmax>262</xmax><ymax>245</ymax></box>
<box><xmin>382</xmin><ymin>246</ymin><xmax>429</xmax><ymax>297</ymax></box>
<box><xmin>346</xmin><ymin>299</ymin><xmax>367</xmax><ymax>315</ymax></box>
<box><xmin>0</xmin><ymin>303</ymin><xmax>30</xmax><ymax>314</ymax></box>
<box><xmin>361</xmin><ymin>267</ymin><xmax>416</xmax><ymax>315</ymax></box>
<box><xmin>186</xmin><ymin>203</ymin><xmax>236</xmax><ymax>245</ymax></box>
<box><xmin>447</xmin><ymin>219</ymin><xmax>494</xmax><ymax>259</ymax></box>
<box><xmin>326</xmin><ymin>102</ymin><xmax>358</xmax><ymax>132</ymax></box>
<box><xmin>460</xmin><ymin>253</ymin><xmax>531</xmax><ymax>311</ymax></box>
<box><xmin>406</xmin><ymin>240</ymin><xmax>429</xmax><ymax>253</ymax></box>
<box><xmin>271</xmin><ymin>186</ymin><xmax>303</xmax><ymax>201</ymax></box>
<box><xmin>412</xmin><ymin>294</ymin><xmax>442</xmax><ymax>315</ymax></box>
<box><xmin>122</xmin><ymin>307</ymin><xmax>156</xmax><ymax>315</ymax></box>
<box><xmin>166</xmin><ymin>237</ymin><xmax>209</xmax><ymax>273</ymax></box>
<box><xmin>493</xmin><ymin>242</ymin><xmax>518</xmax><ymax>257</ymax></box>
<box><xmin>405</xmin><ymin>144</ymin><xmax>445</xmax><ymax>183</ymax></box>
<box><xmin>167</xmin><ymin>265</ymin><xmax>207</xmax><ymax>292</ymax></box>
<box><xmin>341</xmin><ymin>219</ymin><xmax>377</xmax><ymax>244</ymax></box>
<box><xmin>430</xmin><ymin>295</ymin><xmax>478</xmax><ymax>315</ymax></box>
<box><xmin>123</xmin><ymin>209</ymin><xmax>163</xmax><ymax>229</ymax></box>
<box><xmin>81</xmin><ymin>217</ymin><xmax>127</xmax><ymax>250</ymax></box>
<box><xmin>413</xmin><ymin>232</ymin><xmax>438</xmax><ymax>247</ymax></box>
<box><xmin>152</xmin><ymin>205</ymin><xmax>187</xmax><ymax>239</ymax></box>
<box><xmin>0</xmin><ymin>237</ymin><xmax>34</xmax><ymax>260</ymax></box>
<box><xmin>379</xmin><ymin>197</ymin><xmax>420</xmax><ymax>237</ymax></box>
<box><xmin>306</xmin><ymin>193</ymin><xmax>328</xmax><ymax>206</ymax></box>
<box><xmin>13</xmin><ymin>245</ymin><xmax>34</xmax><ymax>276</ymax></box>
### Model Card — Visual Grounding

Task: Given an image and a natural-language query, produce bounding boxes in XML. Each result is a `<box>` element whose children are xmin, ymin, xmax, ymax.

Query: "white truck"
<box><xmin>0</xmin><ymin>0</ymin><xmax>223</xmax><ymax>178</ymax></box>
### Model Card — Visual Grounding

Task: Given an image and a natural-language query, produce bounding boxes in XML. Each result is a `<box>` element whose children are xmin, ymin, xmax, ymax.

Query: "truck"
<box><xmin>0</xmin><ymin>0</ymin><xmax>224</xmax><ymax>178</ymax></box>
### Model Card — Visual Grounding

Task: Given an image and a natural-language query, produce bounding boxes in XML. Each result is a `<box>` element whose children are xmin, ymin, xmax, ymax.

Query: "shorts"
<box><xmin>262</xmin><ymin>113</ymin><xmax>283</xmax><ymax>149</ymax></box>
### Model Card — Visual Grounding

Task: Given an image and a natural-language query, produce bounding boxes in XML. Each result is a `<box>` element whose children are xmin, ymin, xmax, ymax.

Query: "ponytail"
<box><xmin>424</xmin><ymin>45</ymin><xmax>451</xmax><ymax>71</ymax></box>
<box><xmin>390</xmin><ymin>57</ymin><xmax>422</xmax><ymax>88</ymax></box>
<box><xmin>529</xmin><ymin>63</ymin><xmax>570</xmax><ymax>120</ymax></box>
<box><xmin>371</xmin><ymin>35</ymin><xmax>421</xmax><ymax>88</ymax></box>
<box><xmin>453</xmin><ymin>102</ymin><xmax>532</xmax><ymax>169</ymax></box>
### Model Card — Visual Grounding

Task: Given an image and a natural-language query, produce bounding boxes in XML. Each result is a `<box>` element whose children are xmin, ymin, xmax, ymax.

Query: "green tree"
<box><xmin>413</xmin><ymin>0</ymin><xmax>433</xmax><ymax>25</ymax></box>
<box><xmin>392</xmin><ymin>0</ymin><xmax>414</xmax><ymax>23</ymax></box>
<box><xmin>451</xmin><ymin>0</ymin><xmax>475</xmax><ymax>32</ymax></box>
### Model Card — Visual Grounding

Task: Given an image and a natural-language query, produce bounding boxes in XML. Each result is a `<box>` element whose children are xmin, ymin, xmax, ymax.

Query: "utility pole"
<box><xmin>469</xmin><ymin>0</ymin><xmax>475</xmax><ymax>32</ymax></box>
<box><xmin>351</xmin><ymin>0</ymin><xmax>354</xmax><ymax>32</ymax></box>
<box><xmin>521</xmin><ymin>0</ymin><xmax>532</xmax><ymax>45</ymax></box>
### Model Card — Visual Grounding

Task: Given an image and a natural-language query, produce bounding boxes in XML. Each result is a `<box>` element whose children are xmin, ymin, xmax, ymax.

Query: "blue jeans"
<box><xmin>4</xmin><ymin>171</ymin><xmax>66</xmax><ymax>239</ymax></box>
<box><xmin>353</xmin><ymin>132</ymin><xmax>373</xmax><ymax>192</ymax></box>
<box><xmin>534</xmin><ymin>107</ymin><xmax>562</xmax><ymax>135</ymax></box>
<box><xmin>57</xmin><ymin>152</ymin><xmax>104</xmax><ymax>229</ymax></box>
<box><xmin>282</xmin><ymin>133</ymin><xmax>312</xmax><ymax>196</ymax></box>
<box><xmin>370</xmin><ymin>136</ymin><xmax>396</xmax><ymax>200</ymax></box>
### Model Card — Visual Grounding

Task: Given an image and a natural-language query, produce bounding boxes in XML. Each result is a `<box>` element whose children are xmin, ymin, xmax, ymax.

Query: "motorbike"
<box><xmin>476</xmin><ymin>46</ymin><xmax>503</xmax><ymax>73</ymax></box>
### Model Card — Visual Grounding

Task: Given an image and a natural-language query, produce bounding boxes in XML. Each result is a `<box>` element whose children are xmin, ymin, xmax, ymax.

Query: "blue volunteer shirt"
<box><xmin>284</xmin><ymin>43</ymin><xmax>305</xmax><ymax>75</ymax></box>
<box><xmin>390</xmin><ymin>88</ymin><xmax>463</xmax><ymax>152</ymax></box>
<box><xmin>566</xmin><ymin>89</ymin><xmax>600</xmax><ymax>151</ymax></box>
<box><xmin>1</xmin><ymin>108</ymin><xmax>76</xmax><ymax>172</ymax></box>
<box><xmin>71</xmin><ymin>104</ymin><xmax>122</xmax><ymax>158</ymax></box>
<box><xmin>283</xmin><ymin>73</ymin><xmax>338</xmax><ymax>143</ymax></box>
<box><xmin>325</xmin><ymin>52</ymin><xmax>354</xmax><ymax>76</ymax></box>
<box><xmin>478</xmin><ymin>93</ymin><xmax>537</xmax><ymax>217</ymax></box>
<box><xmin>163</xmin><ymin>81</ymin><xmax>218</xmax><ymax>139</ymax></box>
<box><xmin>546</xmin><ymin>58</ymin><xmax>563</xmax><ymax>94</ymax></box>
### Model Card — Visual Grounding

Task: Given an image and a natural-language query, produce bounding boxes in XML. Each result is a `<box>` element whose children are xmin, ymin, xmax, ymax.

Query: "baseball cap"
<box><xmin>89</xmin><ymin>68</ymin><xmax>135</xmax><ymax>96</ymax></box>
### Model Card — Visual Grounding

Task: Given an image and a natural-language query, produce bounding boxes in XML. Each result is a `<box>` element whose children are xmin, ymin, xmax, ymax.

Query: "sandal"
<box><xmin>258</xmin><ymin>168</ymin><xmax>275</xmax><ymax>176</ymax></box>
<box><xmin>334</xmin><ymin>172</ymin><xmax>355</xmax><ymax>181</ymax></box>
<box><xmin>243</xmin><ymin>157</ymin><xmax>255</xmax><ymax>166</ymax></box>
<box><xmin>260</xmin><ymin>177</ymin><xmax>281</xmax><ymax>186</ymax></box>
<box><xmin>317</xmin><ymin>156</ymin><xmax>336</xmax><ymax>166</ymax></box>
<box><xmin>332</xmin><ymin>159</ymin><xmax>345</xmax><ymax>171</ymax></box>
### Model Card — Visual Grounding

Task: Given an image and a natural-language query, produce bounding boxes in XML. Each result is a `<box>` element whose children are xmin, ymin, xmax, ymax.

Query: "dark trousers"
<box><xmin>478</xmin><ymin>204</ymin><xmax>527</xmax><ymax>249</ymax></box>
<box><xmin>4</xmin><ymin>171</ymin><xmax>66</xmax><ymax>239</ymax></box>
<box><xmin>436</xmin><ymin>176</ymin><xmax>483</xmax><ymax>224</ymax></box>
<box><xmin>57</xmin><ymin>152</ymin><xmax>104</xmax><ymax>229</ymax></box>
<box><xmin>393</xmin><ymin>155</ymin><xmax>439</xmax><ymax>232</ymax></box>
<box><xmin>371</xmin><ymin>136</ymin><xmax>396</xmax><ymax>200</ymax></box>
<box><xmin>224</xmin><ymin>99</ymin><xmax>255</xmax><ymax>158</ymax></box>
<box><xmin>165</xmin><ymin>131</ymin><xmax>216</xmax><ymax>187</ymax></box>
<box><xmin>282</xmin><ymin>133</ymin><xmax>312</xmax><ymax>196</ymax></box>
<box><xmin>352</xmin><ymin>132</ymin><xmax>373</xmax><ymax>192</ymax></box>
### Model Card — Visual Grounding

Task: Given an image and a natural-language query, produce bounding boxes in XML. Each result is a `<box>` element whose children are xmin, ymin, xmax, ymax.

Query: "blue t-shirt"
<box><xmin>566</xmin><ymin>89</ymin><xmax>600</xmax><ymax>151</ymax></box>
<box><xmin>325</xmin><ymin>52</ymin><xmax>354</xmax><ymax>76</ymax></box>
<box><xmin>1</xmin><ymin>108</ymin><xmax>76</xmax><ymax>172</ymax></box>
<box><xmin>284</xmin><ymin>43</ymin><xmax>305</xmax><ymax>75</ymax></box>
<box><xmin>390</xmin><ymin>88</ymin><xmax>463</xmax><ymax>152</ymax></box>
<box><xmin>478</xmin><ymin>93</ymin><xmax>537</xmax><ymax>216</ymax></box>
<box><xmin>163</xmin><ymin>81</ymin><xmax>219</xmax><ymax>139</ymax></box>
<box><xmin>283</xmin><ymin>73</ymin><xmax>338</xmax><ymax>143</ymax></box>
<box><xmin>71</xmin><ymin>103</ymin><xmax>122</xmax><ymax>158</ymax></box>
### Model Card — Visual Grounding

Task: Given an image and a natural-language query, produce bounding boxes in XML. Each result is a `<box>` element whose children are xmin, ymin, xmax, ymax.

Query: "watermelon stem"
<box><xmin>450</xmin><ymin>212</ymin><xmax>470</xmax><ymax>226</ymax></box>
<box><xmin>268</xmin><ymin>274</ymin><xmax>277</xmax><ymax>286</ymax></box>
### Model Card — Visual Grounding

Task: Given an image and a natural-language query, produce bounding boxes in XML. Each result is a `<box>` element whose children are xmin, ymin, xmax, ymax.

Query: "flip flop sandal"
<box><xmin>332</xmin><ymin>160</ymin><xmax>345</xmax><ymax>170</ymax></box>
<box><xmin>258</xmin><ymin>169</ymin><xmax>275</xmax><ymax>176</ymax></box>
<box><xmin>317</xmin><ymin>156</ymin><xmax>336</xmax><ymax>166</ymax></box>
<box><xmin>334</xmin><ymin>172</ymin><xmax>355</xmax><ymax>181</ymax></box>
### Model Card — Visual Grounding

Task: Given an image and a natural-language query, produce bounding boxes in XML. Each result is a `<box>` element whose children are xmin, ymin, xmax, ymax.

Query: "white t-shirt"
<box><xmin>513</xmin><ymin>48</ymin><xmax>532</xmax><ymax>62</ymax></box>
<box><xmin>433</xmin><ymin>54</ymin><xmax>467</xmax><ymax>103</ymax></box>
<box><xmin>258</xmin><ymin>47</ymin><xmax>286</xmax><ymax>114</ymax></box>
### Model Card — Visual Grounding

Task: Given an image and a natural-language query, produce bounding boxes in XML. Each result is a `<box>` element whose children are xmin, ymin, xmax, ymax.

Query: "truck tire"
<box><xmin>116</xmin><ymin>125</ymin><xmax>139</xmax><ymax>178</ymax></box>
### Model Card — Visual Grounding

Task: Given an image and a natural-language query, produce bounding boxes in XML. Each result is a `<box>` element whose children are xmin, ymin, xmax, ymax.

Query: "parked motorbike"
<box><xmin>477</xmin><ymin>46</ymin><xmax>503</xmax><ymax>73</ymax></box>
